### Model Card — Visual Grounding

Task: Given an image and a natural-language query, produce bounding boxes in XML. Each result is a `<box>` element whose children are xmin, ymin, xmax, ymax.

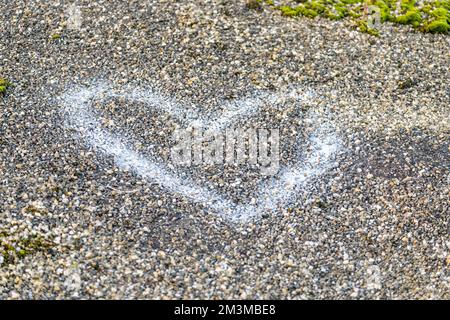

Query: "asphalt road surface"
<box><xmin>0</xmin><ymin>0</ymin><xmax>448</xmax><ymax>299</ymax></box>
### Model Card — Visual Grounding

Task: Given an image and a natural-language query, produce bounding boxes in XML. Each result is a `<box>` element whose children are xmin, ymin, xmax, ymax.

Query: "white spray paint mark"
<box><xmin>204</xmin><ymin>88</ymin><xmax>314</xmax><ymax>131</ymax></box>
<box><xmin>60</xmin><ymin>82</ymin><xmax>340</xmax><ymax>222</ymax></box>
<box><xmin>366</xmin><ymin>265</ymin><xmax>382</xmax><ymax>290</ymax></box>
<box><xmin>66</xmin><ymin>3</ymin><xmax>82</xmax><ymax>30</ymax></box>
<box><xmin>255</xmin><ymin>121</ymin><xmax>340</xmax><ymax>215</ymax></box>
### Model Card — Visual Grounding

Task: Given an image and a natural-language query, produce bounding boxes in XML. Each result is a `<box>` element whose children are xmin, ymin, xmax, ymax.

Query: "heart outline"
<box><xmin>61</xmin><ymin>82</ymin><xmax>341</xmax><ymax>222</ymax></box>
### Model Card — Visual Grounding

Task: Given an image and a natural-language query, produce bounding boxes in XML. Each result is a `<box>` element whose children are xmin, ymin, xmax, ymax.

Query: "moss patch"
<box><xmin>51</xmin><ymin>33</ymin><xmax>61</xmax><ymax>40</ymax></box>
<box><xmin>270</xmin><ymin>0</ymin><xmax>450</xmax><ymax>35</ymax></box>
<box><xmin>0</xmin><ymin>78</ymin><xmax>12</xmax><ymax>95</ymax></box>
<box><xmin>0</xmin><ymin>232</ymin><xmax>54</xmax><ymax>266</ymax></box>
<box><xmin>246</xmin><ymin>0</ymin><xmax>263</xmax><ymax>10</ymax></box>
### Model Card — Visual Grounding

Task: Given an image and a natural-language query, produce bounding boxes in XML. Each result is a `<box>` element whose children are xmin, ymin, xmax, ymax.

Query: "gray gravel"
<box><xmin>0</xmin><ymin>0</ymin><xmax>449</xmax><ymax>299</ymax></box>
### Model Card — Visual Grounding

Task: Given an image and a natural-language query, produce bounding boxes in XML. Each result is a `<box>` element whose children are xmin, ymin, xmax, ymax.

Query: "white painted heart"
<box><xmin>61</xmin><ymin>82</ymin><xmax>341</xmax><ymax>223</ymax></box>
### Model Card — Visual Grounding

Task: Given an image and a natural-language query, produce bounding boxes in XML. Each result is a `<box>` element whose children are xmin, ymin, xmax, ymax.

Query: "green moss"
<box><xmin>335</xmin><ymin>5</ymin><xmax>349</xmax><ymax>17</ymax></box>
<box><xmin>20</xmin><ymin>236</ymin><xmax>53</xmax><ymax>250</ymax></box>
<box><xmin>358</xmin><ymin>20</ymin><xmax>380</xmax><ymax>35</ymax></box>
<box><xmin>3</xmin><ymin>243</ymin><xmax>14</xmax><ymax>251</ymax></box>
<box><xmin>400</xmin><ymin>0</ymin><xmax>416</xmax><ymax>12</ymax></box>
<box><xmin>1</xmin><ymin>235</ymin><xmax>54</xmax><ymax>266</ymax></box>
<box><xmin>327</xmin><ymin>8</ymin><xmax>346</xmax><ymax>20</ymax></box>
<box><xmin>271</xmin><ymin>0</ymin><xmax>449</xmax><ymax>34</ymax></box>
<box><xmin>280</xmin><ymin>5</ymin><xmax>300</xmax><ymax>16</ymax></box>
<box><xmin>17</xmin><ymin>249</ymin><xmax>28</xmax><ymax>257</ymax></box>
<box><xmin>431</xmin><ymin>7</ymin><xmax>448</xmax><ymax>17</ymax></box>
<box><xmin>375</xmin><ymin>0</ymin><xmax>393</xmax><ymax>21</ymax></box>
<box><xmin>279</xmin><ymin>2</ymin><xmax>325</xmax><ymax>18</ymax></box>
<box><xmin>310</xmin><ymin>1</ymin><xmax>326</xmax><ymax>13</ymax></box>
<box><xmin>246</xmin><ymin>0</ymin><xmax>263</xmax><ymax>10</ymax></box>
<box><xmin>25</xmin><ymin>205</ymin><xmax>47</xmax><ymax>214</ymax></box>
<box><xmin>427</xmin><ymin>18</ymin><xmax>450</xmax><ymax>32</ymax></box>
<box><xmin>438</xmin><ymin>0</ymin><xmax>450</xmax><ymax>11</ymax></box>
<box><xmin>51</xmin><ymin>33</ymin><xmax>61</xmax><ymax>40</ymax></box>
<box><xmin>1</xmin><ymin>244</ymin><xmax>14</xmax><ymax>266</ymax></box>
<box><xmin>422</xmin><ymin>4</ymin><xmax>433</xmax><ymax>14</ymax></box>
<box><xmin>341</xmin><ymin>0</ymin><xmax>361</xmax><ymax>4</ymax></box>
<box><xmin>396</xmin><ymin>9</ymin><xmax>422</xmax><ymax>26</ymax></box>
<box><xmin>348</xmin><ymin>8</ymin><xmax>362</xmax><ymax>18</ymax></box>
<box><xmin>298</xmin><ymin>5</ymin><xmax>319</xmax><ymax>17</ymax></box>
<box><xmin>0</xmin><ymin>78</ymin><xmax>11</xmax><ymax>95</ymax></box>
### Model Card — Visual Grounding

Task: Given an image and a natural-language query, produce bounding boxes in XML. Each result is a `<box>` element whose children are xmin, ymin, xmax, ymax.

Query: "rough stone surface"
<box><xmin>0</xmin><ymin>0</ymin><xmax>448</xmax><ymax>299</ymax></box>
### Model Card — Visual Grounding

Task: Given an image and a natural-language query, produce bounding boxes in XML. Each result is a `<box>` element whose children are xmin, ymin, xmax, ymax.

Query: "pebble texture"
<box><xmin>0</xmin><ymin>0</ymin><xmax>449</xmax><ymax>299</ymax></box>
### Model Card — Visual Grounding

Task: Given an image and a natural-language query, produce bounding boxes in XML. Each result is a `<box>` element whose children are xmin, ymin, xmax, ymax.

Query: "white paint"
<box><xmin>66</xmin><ymin>3</ymin><xmax>82</xmax><ymax>30</ymax></box>
<box><xmin>255</xmin><ymin>121</ymin><xmax>340</xmax><ymax>215</ymax></box>
<box><xmin>61</xmin><ymin>82</ymin><xmax>340</xmax><ymax>222</ymax></box>
<box><xmin>366</xmin><ymin>265</ymin><xmax>382</xmax><ymax>290</ymax></box>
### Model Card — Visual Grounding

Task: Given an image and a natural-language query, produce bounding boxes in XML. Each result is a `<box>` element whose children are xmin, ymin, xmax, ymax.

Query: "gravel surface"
<box><xmin>0</xmin><ymin>0</ymin><xmax>449</xmax><ymax>299</ymax></box>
